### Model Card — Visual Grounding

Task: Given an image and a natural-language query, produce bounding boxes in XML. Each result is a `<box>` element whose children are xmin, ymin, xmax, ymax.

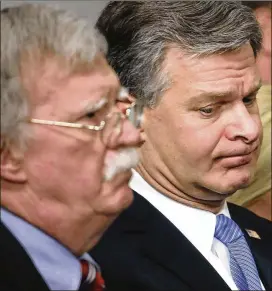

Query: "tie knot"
<box><xmin>214</xmin><ymin>214</ymin><xmax>243</xmax><ymax>245</ymax></box>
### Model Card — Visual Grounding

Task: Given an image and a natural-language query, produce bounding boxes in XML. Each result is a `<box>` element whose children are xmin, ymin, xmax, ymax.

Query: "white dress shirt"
<box><xmin>130</xmin><ymin>171</ymin><xmax>265</xmax><ymax>290</ymax></box>
<box><xmin>1</xmin><ymin>208</ymin><xmax>98</xmax><ymax>290</ymax></box>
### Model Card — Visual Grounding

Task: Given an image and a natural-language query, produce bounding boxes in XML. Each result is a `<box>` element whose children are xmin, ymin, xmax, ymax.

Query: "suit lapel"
<box><xmin>229</xmin><ymin>203</ymin><xmax>272</xmax><ymax>290</ymax></box>
<box><xmin>245</xmin><ymin>233</ymin><xmax>272</xmax><ymax>289</ymax></box>
<box><xmin>131</xmin><ymin>193</ymin><xmax>231</xmax><ymax>291</ymax></box>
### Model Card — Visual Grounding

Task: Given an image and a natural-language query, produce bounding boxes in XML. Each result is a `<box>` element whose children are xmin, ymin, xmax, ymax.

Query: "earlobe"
<box><xmin>1</xmin><ymin>146</ymin><xmax>27</xmax><ymax>183</ymax></box>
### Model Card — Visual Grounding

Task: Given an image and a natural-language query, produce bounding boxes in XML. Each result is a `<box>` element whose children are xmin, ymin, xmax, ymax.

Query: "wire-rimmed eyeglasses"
<box><xmin>27</xmin><ymin>99</ymin><xmax>143</xmax><ymax>133</ymax></box>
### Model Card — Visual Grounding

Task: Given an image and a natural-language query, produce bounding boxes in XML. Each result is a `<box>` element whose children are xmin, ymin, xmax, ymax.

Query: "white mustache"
<box><xmin>103</xmin><ymin>147</ymin><xmax>139</xmax><ymax>181</ymax></box>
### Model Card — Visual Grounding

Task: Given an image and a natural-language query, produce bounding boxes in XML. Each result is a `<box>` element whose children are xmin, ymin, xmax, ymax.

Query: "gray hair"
<box><xmin>1</xmin><ymin>4</ymin><xmax>107</xmax><ymax>150</ymax></box>
<box><xmin>97</xmin><ymin>1</ymin><xmax>262</xmax><ymax>107</ymax></box>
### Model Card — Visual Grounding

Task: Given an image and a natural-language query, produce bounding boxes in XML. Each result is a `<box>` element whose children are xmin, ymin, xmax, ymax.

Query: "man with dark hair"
<box><xmin>91</xmin><ymin>1</ymin><xmax>272</xmax><ymax>291</ymax></box>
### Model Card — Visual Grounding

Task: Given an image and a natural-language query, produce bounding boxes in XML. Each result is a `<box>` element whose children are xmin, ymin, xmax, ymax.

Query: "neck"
<box><xmin>1</xmin><ymin>186</ymin><xmax>114</xmax><ymax>255</ymax></box>
<box><xmin>136</xmin><ymin>163</ymin><xmax>225</xmax><ymax>214</ymax></box>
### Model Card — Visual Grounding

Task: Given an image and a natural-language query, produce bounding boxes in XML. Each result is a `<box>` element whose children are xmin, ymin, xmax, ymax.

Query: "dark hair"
<box><xmin>97</xmin><ymin>1</ymin><xmax>262</xmax><ymax>107</ymax></box>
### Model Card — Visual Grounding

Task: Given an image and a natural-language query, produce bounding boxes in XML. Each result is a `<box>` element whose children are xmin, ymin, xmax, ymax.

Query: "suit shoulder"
<box><xmin>0</xmin><ymin>222</ymin><xmax>50</xmax><ymax>291</ymax></box>
<box><xmin>91</xmin><ymin>193</ymin><xmax>156</xmax><ymax>255</ymax></box>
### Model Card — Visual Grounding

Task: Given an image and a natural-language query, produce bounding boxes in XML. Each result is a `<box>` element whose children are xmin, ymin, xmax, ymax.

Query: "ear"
<box><xmin>1</xmin><ymin>144</ymin><xmax>27</xmax><ymax>183</ymax></box>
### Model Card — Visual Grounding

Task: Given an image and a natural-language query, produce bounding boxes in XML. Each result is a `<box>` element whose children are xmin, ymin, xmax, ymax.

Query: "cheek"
<box><xmin>175</xmin><ymin>123</ymin><xmax>221</xmax><ymax>164</ymax></box>
<box><xmin>146</xmin><ymin>110</ymin><xmax>222</xmax><ymax>167</ymax></box>
<box><xmin>24</xmin><ymin>132</ymin><xmax>106</xmax><ymax>196</ymax></box>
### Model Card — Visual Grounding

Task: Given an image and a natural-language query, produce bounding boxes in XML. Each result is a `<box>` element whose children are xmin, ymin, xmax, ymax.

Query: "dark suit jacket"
<box><xmin>91</xmin><ymin>191</ymin><xmax>272</xmax><ymax>291</ymax></box>
<box><xmin>0</xmin><ymin>221</ymin><xmax>50</xmax><ymax>291</ymax></box>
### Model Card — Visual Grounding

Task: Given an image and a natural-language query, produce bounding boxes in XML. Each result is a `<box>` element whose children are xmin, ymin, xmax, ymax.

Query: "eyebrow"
<box><xmin>186</xmin><ymin>80</ymin><xmax>262</xmax><ymax>107</ymax></box>
<box><xmin>79</xmin><ymin>97</ymin><xmax>109</xmax><ymax>115</ymax></box>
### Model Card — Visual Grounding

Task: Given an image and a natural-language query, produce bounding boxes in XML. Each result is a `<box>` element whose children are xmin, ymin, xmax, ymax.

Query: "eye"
<box><xmin>85</xmin><ymin>112</ymin><xmax>95</xmax><ymax>118</ymax></box>
<box><xmin>199</xmin><ymin>106</ymin><xmax>214</xmax><ymax>116</ymax></box>
<box><xmin>243</xmin><ymin>95</ymin><xmax>257</xmax><ymax>107</ymax></box>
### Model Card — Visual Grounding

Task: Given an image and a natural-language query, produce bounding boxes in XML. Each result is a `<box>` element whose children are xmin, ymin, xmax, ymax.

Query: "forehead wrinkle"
<box><xmin>20</xmin><ymin>53</ymin><xmax>73</xmax><ymax>104</ymax></box>
<box><xmin>186</xmin><ymin>84</ymin><xmax>237</xmax><ymax>104</ymax></box>
<box><xmin>186</xmin><ymin>78</ymin><xmax>262</xmax><ymax>107</ymax></box>
<box><xmin>246</xmin><ymin>79</ymin><xmax>262</xmax><ymax>95</ymax></box>
<box><xmin>185</xmin><ymin>91</ymin><xmax>233</xmax><ymax>105</ymax></box>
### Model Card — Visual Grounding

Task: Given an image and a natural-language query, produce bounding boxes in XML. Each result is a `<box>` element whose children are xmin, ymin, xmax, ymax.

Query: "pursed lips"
<box><xmin>215</xmin><ymin>144</ymin><xmax>259</xmax><ymax>160</ymax></box>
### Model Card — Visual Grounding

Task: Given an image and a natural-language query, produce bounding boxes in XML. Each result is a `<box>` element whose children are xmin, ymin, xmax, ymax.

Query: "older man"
<box><xmin>91</xmin><ymin>2</ymin><xmax>272</xmax><ymax>291</ymax></box>
<box><xmin>1</xmin><ymin>4</ymin><xmax>142</xmax><ymax>291</ymax></box>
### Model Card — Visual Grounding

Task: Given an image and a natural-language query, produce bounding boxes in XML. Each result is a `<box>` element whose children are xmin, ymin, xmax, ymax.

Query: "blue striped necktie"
<box><xmin>214</xmin><ymin>214</ymin><xmax>262</xmax><ymax>291</ymax></box>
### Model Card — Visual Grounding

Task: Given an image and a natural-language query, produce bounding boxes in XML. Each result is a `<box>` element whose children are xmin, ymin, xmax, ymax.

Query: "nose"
<box><xmin>224</xmin><ymin>103</ymin><xmax>261</xmax><ymax>144</ymax></box>
<box><xmin>118</xmin><ymin>117</ymin><xmax>143</xmax><ymax>146</ymax></box>
<box><xmin>102</xmin><ymin>113</ymin><xmax>143</xmax><ymax>149</ymax></box>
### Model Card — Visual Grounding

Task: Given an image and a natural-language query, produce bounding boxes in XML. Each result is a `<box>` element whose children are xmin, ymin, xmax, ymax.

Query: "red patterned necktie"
<box><xmin>80</xmin><ymin>259</ymin><xmax>105</xmax><ymax>291</ymax></box>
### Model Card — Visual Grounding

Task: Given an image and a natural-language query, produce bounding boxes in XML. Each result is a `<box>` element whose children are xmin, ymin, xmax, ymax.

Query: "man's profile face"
<box><xmin>22</xmin><ymin>54</ymin><xmax>141</xmax><ymax>218</ymax></box>
<box><xmin>141</xmin><ymin>43</ymin><xmax>262</xmax><ymax>199</ymax></box>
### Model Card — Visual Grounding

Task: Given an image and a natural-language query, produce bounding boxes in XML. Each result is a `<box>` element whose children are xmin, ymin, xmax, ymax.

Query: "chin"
<box><xmin>220</xmin><ymin>174</ymin><xmax>253</xmax><ymax>195</ymax></box>
<box><xmin>102</xmin><ymin>184</ymin><xmax>134</xmax><ymax>216</ymax></box>
<box><xmin>115</xmin><ymin>184</ymin><xmax>134</xmax><ymax>211</ymax></box>
<box><xmin>207</xmin><ymin>166</ymin><xmax>255</xmax><ymax>195</ymax></box>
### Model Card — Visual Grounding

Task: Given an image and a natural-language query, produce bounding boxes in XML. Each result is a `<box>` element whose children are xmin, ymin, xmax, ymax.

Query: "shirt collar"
<box><xmin>1</xmin><ymin>208</ymin><xmax>96</xmax><ymax>290</ymax></box>
<box><xmin>130</xmin><ymin>170</ymin><xmax>231</xmax><ymax>260</ymax></box>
